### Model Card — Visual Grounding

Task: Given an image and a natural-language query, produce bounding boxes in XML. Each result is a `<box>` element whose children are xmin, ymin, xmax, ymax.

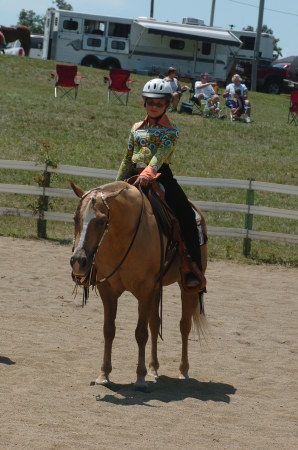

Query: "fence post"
<box><xmin>37</xmin><ymin>162</ymin><xmax>51</xmax><ymax>238</ymax></box>
<box><xmin>243</xmin><ymin>178</ymin><xmax>255</xmax><ymax>256</ymax></box>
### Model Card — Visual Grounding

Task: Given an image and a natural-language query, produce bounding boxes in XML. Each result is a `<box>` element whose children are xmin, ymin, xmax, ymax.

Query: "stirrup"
<box><xmin>187</xmin><ymin>262</ymin><xmax>207</xmax><ymax>292</ymax></box>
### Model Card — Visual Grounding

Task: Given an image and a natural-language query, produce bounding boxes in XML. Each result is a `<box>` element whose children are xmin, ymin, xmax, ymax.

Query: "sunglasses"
<box><xmin>146</xmin><ymin>100</ymin><xmax>167</xmax><ymax>108</ymax></box>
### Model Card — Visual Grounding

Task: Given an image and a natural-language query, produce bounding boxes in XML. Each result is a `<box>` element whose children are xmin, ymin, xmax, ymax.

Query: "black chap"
<box><xmin>158</xmin><ymin>164</ymin><xmax>202</xmax><ymax>271</ymax></box>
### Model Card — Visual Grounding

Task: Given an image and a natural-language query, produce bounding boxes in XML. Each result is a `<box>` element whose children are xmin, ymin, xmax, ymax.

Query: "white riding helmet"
<box><xmin>142</xmin><ymin>78</ymin><xmax>173</xmax><ymax>99</ymax></box>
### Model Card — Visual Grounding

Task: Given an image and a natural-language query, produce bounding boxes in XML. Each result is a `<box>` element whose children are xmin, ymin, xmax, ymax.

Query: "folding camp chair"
<box><xmin>188</xmin><ymin>80</ymin><xmax>214</xmax><ymax>116</ymax></box>
<box><xmin>104</xmin><ymin>68</ymin><xmax>132</xmax><ymax>106</ymax></box>
<box><xmin>288</xmin><ymin>90</ymin><xmax>298</xmax><ymax>125</ymax></box>
<box><xmin>54</xmin><ymin>64</ymin><xmax>81</xmax><ymax>99</ymax></box>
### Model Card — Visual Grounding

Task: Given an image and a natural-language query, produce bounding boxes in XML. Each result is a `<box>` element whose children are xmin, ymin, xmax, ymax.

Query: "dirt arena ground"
<box><xmin>0</xmin><ymin>237</ymin><xmax>297</xmax><ymax>449</ymax></box>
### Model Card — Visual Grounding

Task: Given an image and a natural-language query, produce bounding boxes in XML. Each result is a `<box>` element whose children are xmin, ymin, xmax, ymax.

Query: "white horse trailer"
<box><xmin>42</xmin><ymin>8</ymin><xmax>242</xmax><ymax>81</ymax></box>
<box><xmin>232</xmin><ymin>30</ymin><xmax>275</xmax><ymax>63</ymax></box>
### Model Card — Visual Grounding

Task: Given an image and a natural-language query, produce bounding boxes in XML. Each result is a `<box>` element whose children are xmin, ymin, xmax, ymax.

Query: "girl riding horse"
<box><xmin>116</xmin><ymin>78</ymin><xmax>206</xmax><ymax>291</ymax></box>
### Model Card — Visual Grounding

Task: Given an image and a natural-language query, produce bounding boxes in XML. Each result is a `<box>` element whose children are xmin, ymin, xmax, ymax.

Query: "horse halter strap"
<box><xmin>75</xmin><ymin>187</ymin><xmax>110</xmax><ymax>270</ymax></box>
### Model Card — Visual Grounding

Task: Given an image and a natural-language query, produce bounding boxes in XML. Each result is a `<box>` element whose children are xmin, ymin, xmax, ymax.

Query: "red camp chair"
<box><xmin>288</xmin><ymin>90</ymin><xmax>298</xmax><ymax>125</ymax></box>
<box><xmin>104</xmin><ymin>68</ymin><xmax>133</xmax><ymax>106</ymax></box>
<box><xmin>54</xmin><ymin>64</ymin><xmax>81</xmax><ymax>99</ymax></box>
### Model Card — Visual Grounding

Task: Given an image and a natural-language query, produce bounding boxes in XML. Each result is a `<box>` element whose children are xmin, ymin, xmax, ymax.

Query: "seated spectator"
<box><xmin>207</xmin><ymin>94</ymin><xmax>221</xmax><ymax>118</ymax></box>
<box><xmin>223</xmin><ymin>74</ymin><xmax>251</xmax><ymax>123</ymax></box>
<box><xmin>164</xmin><ymin>66</ymin><xmax>189</xmax><ymax>112</ymax></box>
<box><xmin>194</xmin><ymin>72</ymin><xmax>217</xmax><ymax>104</ymax></box>
<box><xmin>231</xmin><ymin>88</ymin><xmax>245</xmax><ymax>121</ymax></box>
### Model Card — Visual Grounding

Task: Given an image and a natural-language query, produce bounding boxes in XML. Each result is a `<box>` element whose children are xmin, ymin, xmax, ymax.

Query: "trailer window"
<box><xmin>111</xmin><ymin>41</ymin><xmax>126</xmax><ymax>50</ymax></box>
<box><xmin>84</xmin><ymin>20</ymin><xmax>105</xmax><ymax>35</ymax></box>
<box><xmin>108</xmin><ymin>23</ymin><xmax>131</xmax><ymax>38</ymax></box>
<box><xmin>87</xmin><ymin>38</ymin><xmax>102</xmax><ymax>47</ymax></box>
<box><xmin>238</xmin><ymin>36</ymin><xmax>255</xmax><ymax>50</ymax></box>
<box><xmin>63</xmin><ymin>20</ymin><xmax>79</xmax><ymax>31</ymax></box>
<box><xmin>170</xmin><ymin>40</ymin><xmax>185</xmax><ymax>50</ymax></box>
<box><xmin>30</xmin><ymin>37</ymin><xmax>43</xmax><ymax>50</ymax></box>
<box><xmin>202</xmin><ymin>42</ymin><xmax>211</xmax><ymax>55</ymax></box>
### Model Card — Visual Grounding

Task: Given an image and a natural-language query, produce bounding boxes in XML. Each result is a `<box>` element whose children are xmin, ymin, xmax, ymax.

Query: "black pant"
<box><xmin>158</xmin><ymin>164</ymin><xmax>202</xmax><ymax>271</ymax></box>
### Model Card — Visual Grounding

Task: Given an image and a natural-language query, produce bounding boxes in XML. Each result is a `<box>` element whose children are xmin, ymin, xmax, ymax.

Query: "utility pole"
<box><xmin>251</xmin><ymin>0</ymin><xmax>265</xmax><ymax>91</ymax></box>
<box><xmin>150</xmin><ymin>0</ymin><xmax>154</xmax><ymax>18</ymax></box>
<box><xmin>210</xmin><ymin>0</ymin><xmax>216</xmax><ymax>26</ymax></box>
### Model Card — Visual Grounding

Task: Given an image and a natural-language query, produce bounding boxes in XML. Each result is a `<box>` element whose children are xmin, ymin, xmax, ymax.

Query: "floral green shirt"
<box><xmin>116</xmin><ymin>114</ymin><xmax>179</xmax><ymax>181</ymax></box>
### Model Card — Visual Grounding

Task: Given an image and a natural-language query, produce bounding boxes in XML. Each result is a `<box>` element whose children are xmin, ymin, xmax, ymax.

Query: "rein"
<box><xmin>96</xmin><ymin>186</ymin><xmax>144</xmax><ymax>283</ymax></box>
<box><xmin>75</xmin><ymin>185</ymin><xmax>145</xmax><ymax>297</ymax></box>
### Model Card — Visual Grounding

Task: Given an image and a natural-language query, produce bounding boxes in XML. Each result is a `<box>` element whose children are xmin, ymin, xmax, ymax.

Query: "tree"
<box><xmin>18</xmin><ymin>2</ymin><xmax>73</xmax><ymax>35</ymax></box>
<box><xmin>18</xmin><ymin>9</ymin><xmax>44</xmax><ymax>34</ymax></box>
<box><xmin>243</xmin><ymin>24</ymin><xmax>282</xmax><ymax>59</ymax></box>
<box><xmin>53</xmin><ymin>0</ymin><xmax>73</xmax><ymax>10</ymax></box>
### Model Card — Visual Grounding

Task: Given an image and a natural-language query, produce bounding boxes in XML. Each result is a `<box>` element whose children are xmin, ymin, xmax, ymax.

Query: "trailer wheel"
<box><xmin>81</xmin><ymin>56</ymin><xmax>102</xmax><ymax>68</ymax></box>
<box><xmin>102</xmin><ymin>58</ymin><xmax>121</xmax><ymax>69</ymax></box>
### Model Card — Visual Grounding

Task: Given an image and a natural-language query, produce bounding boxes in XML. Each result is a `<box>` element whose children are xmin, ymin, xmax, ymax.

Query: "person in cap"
<box><xmin>116</xmin><ymin>78</ymin><xmax>206</xmax><ymax>290</ymax></box>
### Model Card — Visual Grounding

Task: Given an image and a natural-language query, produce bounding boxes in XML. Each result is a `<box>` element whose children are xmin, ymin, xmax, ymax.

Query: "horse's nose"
<box><xmin>70</xmin><ymin>254</ymin><xmax>87</xmax><ymax>269</ymax></box>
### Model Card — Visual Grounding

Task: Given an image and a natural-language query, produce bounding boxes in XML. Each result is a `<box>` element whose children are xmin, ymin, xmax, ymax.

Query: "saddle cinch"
<box><xmin>126</xmin><ymin>175</ymin><xmax>207</xmax><ymax>294</ymax></box>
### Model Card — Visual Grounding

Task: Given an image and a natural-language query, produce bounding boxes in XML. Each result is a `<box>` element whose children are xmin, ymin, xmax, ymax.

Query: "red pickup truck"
<box><xmin>233</xmin><ymin>58</ymin><xmax>298</xmax><ymax>94</ymax></box>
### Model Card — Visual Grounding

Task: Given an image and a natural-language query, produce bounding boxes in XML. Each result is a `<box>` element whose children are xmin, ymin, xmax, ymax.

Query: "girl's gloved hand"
<box><xmin>133</xmin><ymin>165</ymin><xmax>157</xmax><ymax>188</ymax></box>
<box><xmin>133</xmin><ymin>175</ymin><xmax>150</xmax><ymax>187</ymax></box>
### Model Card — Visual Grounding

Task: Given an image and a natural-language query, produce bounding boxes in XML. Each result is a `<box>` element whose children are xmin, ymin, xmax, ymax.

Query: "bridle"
<box><xmin>73</xmin><ymin>185</ymin><xmax>144</xmax><ymax>289</ymax></box>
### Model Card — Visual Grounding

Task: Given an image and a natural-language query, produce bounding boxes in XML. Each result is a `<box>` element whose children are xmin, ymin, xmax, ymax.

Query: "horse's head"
<box><xmin>70</xmin><ymin>182</ymin><xmax>110</xmax><ymax>277</ymax></box>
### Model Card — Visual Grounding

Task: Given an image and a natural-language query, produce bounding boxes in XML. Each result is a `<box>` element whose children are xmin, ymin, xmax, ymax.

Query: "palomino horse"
<box><xmin>0</xmin><ymin>25</ymin><xmax>31</xmax><ymax>56</ymax></box>
<box><xmin>70</xmin><ymin>180</ymin><xmax>207</xmax><ymax>390</ymax></box>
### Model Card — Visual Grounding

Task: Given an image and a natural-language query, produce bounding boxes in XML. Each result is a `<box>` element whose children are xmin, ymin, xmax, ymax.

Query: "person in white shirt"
<box><xmin>194</xmin><ymin>72</ymin><xmax>217</xmax><ymax>104</ymax></box>
<box><xmin>164</xmin><ymin>66</ymin><xmax>189</xmax><ymax>112</ymax></box>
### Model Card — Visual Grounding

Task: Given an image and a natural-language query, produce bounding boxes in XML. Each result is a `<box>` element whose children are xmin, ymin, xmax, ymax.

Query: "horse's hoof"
<box><xmin>95</xmin><ymin>374</ymin><xmax>110</xmax><ymax>386</ymax></box>
<box><xmin>148</xmin><ymin>369</ymin><xmax>159</xmax><ymax>379</ymax></box>
<box><xmin>179</xmin><ymin>373</ymin><xmax>189</xmax><ymax>380</ymax></box>
<box><xmin>134</xmin><ymin>379</ymin><xmax>148</xmax><ymax>392</ymax></box>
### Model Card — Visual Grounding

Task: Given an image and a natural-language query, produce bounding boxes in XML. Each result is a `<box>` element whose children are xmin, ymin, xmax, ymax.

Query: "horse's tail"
<box><xmin>192</xmin><ymin>293</ymin><xmax>209</xmax><ymax>343</ymax></box>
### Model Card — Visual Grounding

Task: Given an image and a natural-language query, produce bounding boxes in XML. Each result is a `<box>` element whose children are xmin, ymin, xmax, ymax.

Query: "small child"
<box><xmin>207</xmin><ymin>94</ymin><xmax>221</xmax><ymax>118</ymax></box>
<box><xmin>232</xmin><ymin>88</ymin><xmax>245</xmax><ymax>120</ymax></box>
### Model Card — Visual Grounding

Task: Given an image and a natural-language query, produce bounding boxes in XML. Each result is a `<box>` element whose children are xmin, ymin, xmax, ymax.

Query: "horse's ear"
<box><xmin>104</xmin><ymin>187</ymin><xmax>128</xmax><ymax>200</ymax></box>
<box><xmin>70</xmin><ymin>181</ymin><xmax>84</xmax><ymax>198</ymax></box>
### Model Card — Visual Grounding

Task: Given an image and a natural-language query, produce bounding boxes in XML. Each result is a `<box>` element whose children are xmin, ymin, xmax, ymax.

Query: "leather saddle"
<box><xmin>126</xmin><ymin>175</ymin><xmax>206</xmax><ymax>294</ymax></box>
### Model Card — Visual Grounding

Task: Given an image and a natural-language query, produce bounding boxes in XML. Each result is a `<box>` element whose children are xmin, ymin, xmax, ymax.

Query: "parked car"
<box><xmin>4</xmin><ymin>39</ymin><xmax>24</xmax><ymax>57</ymax></box>
<box><xmin>3</xmin><ymin>35</ymin><xmax>44</xmax><ymax>59</ymax></box>
<box><xmin>273</xmin><ymin>56</ymin><xmax>298</xmax><ymax>90</ymax></box>
<box><xmin>233</xmin><ymin>58</ymin><xmax>295</xmax><ymax>94</ymax></box>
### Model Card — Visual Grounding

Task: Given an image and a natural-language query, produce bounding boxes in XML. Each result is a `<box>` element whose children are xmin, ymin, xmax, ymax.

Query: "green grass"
<box><xmin>0</xmin><ymin>55</ymin><xmax>297</xmax><ymax>266</ymax></box>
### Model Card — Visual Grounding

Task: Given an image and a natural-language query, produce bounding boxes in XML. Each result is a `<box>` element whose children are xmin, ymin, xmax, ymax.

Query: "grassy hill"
<box><xmin>0</xmin><ymin>55</ymin><xmax>297</xmax><ymax>265</ymax></box>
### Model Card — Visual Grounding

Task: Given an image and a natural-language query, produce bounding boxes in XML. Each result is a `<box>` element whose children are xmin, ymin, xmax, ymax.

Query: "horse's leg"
<box><xmin>179</xmin><ymin>291</ymin><xmax>199</xmax><ymax>379</ymax></box>
<box><xmin>134</xmin><ymin>296</ymin><xmax>152</xmax><ymax>391</ymax></box>
<box><xmin>95</xmin><ymin>290</ymin><xmax>118</xmax><ymax>386</ymax></box>
<box><xmin>148</xmin><ymin>289</ymin><xmax>160</xmax><ymax>379</ymax></box>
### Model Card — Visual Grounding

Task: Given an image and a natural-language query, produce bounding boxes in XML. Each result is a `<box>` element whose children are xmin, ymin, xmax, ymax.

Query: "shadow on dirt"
<box><xmin>92</xmin><ymin>375</ymin><xmax>236</xmax><ymax>406</ymax></box>
<box><xmin>0</xmin><ymin>355</ymin><xmax>16</xmax><ymax>365</ymax></box>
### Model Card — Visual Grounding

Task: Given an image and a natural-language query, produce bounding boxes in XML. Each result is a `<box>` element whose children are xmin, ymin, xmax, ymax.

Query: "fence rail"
<box><xmin>1</xmin><ymin>160</ymin><xmax>297</xmax><ymax>249</ymax></box>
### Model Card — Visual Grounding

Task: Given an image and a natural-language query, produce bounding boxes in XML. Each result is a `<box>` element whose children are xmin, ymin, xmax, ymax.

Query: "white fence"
<box><xmin>0</xmin><ymin>160</ymin><xmax>297</xmax><ymax>248</ymax></box>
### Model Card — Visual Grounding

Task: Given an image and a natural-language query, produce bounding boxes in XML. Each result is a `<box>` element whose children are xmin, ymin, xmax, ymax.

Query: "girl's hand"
<box><xmin>133</xmin><ymin>175</ymin><xmax>150</xmax><ymax>187</ymax></box>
